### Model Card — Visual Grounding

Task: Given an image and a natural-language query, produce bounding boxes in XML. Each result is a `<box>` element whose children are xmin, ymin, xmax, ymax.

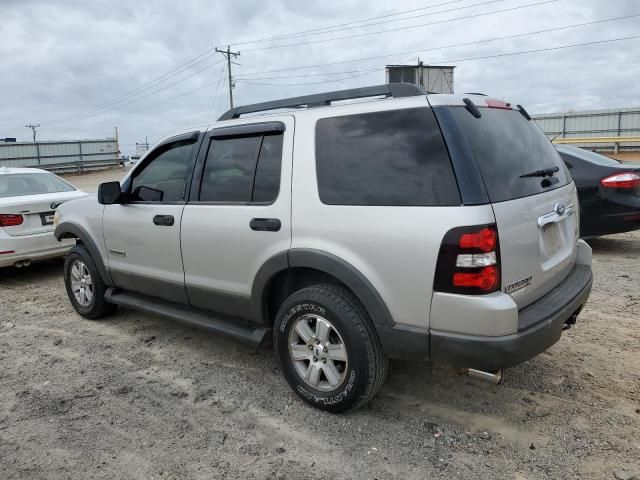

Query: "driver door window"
<box><xmin>131</xmin><ymin>140</ymin><xmax>196</xmax><ymax>202</ymax></box>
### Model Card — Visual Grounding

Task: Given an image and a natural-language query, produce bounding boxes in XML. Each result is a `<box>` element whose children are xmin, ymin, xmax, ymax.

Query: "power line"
<box><xmin>27</xmin><ymin>0</ymin><xmax>552</xmax><ymax>128</ymax></box>
<box><xmin>206</xmin><ymin>64</ymin><xmax>228</xmax><ymax>122</ymax></box>
<box><xmin>42</xmin><ymin>49</ymin><xmax>218</xmax><ymax>126</ymax></box>
<box><xmin>228</xmin><ymin>0</ymin><xmax>489</xmax><ymax>46</ymax></box>
<box><xmin>234</xmin><ymin>14</ymin><xmax>640</xmax><ymax>79</ymax></box>
<box><xmin>236</xmin><ymin>34</ymin><xmax>640</xmax><ymax>87</ymax></box>
<box><xmin>46</xmin><ymin>58</ymin><xmax>225</xmax><ymax>127</ymax></box>
<box><xmin>74</xmin><ymin>67</ymin><xmax>230</xmax><ymax>130</ymax></box>
<box><xmin>242</xmin><ymin>0</ymin><xmax>558</xmax><ymax>52</ymax></box>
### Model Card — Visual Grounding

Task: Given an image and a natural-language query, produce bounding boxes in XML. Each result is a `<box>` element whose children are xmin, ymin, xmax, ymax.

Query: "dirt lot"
<box><xmin>1</xmin><ymin>170</ymin><xmax>639</xmax><ymax>480</ymax></box>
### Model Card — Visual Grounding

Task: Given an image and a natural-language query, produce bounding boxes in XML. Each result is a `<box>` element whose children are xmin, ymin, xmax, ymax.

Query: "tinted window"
<box><xmin>557</xmin><ymin>146</ymin><xmax>621</xmax><ymax>166</ymax></box>
<box><xmin>253</xmin><ymin>134</ymin><xmax>283</xmax><ymax>202</ymax></box>
<box><xmin>131</xmin><ymin>140</ymin><xmax>196</xmax><ymax>202</ymax></box>
<box><xmin>0</xmin><ymin>172</ymin><xmax>76</xmax><ymax>198</ymax></box>
<box><xmin>200</xmin><ymin>133</ymin><xmax>283</xmax><ymax>203</ymax></box>
<box><xmin>315</xmin><ymin>108</ymin><xmax>460</xmax><ymax>206</ymax></box>
<box><xmin>446</xmin><ymin>107</ymin><xmax>570</xmax><ymax>203</ymax></box>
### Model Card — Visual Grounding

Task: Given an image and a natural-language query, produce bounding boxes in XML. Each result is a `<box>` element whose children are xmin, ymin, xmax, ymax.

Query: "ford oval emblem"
<box><xmin>50</xmin><ymin>202</ymin><xmax>62</xmax><ymax>210</ymax></box>
<box><xmin>554</xmin><ymin>203</ymin><xmax>566</xmax><ymax>216</ymax></box>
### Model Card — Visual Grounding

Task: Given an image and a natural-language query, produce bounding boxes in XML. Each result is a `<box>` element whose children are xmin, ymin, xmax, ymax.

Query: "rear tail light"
<box><xmin>600</xmin><ymin>172</ymin><xmax>640</xmax><ymax>189</ymax></box>
<box><xmin>434</xmin><ymin>224</ymin><xmax>501</xmax><ymax>295</ymax></box>
<box><xmin>0</xmin><ymin>214</ymin><xmax>24</xmax><ymax>227</ymax></box>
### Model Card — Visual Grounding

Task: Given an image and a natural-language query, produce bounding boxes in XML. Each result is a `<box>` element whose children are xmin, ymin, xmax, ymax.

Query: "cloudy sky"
<box><xmin>1</xmin><ymin>0</ymin><xmax>638</xmax><ymax>155</ymax></box>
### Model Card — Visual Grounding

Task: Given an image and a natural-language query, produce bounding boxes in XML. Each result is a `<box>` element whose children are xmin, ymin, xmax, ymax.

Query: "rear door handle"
<box><xmin>153</xmin><ymin>215</ymin><xmax>174</xmax><ymax>226</ymax></box>
<box><xmin>250</xmin><ymin>218</ymin><xmax>281</xmax><ymax>232</ymax></box>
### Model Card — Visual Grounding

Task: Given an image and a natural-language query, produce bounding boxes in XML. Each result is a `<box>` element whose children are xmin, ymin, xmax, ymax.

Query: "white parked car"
<box><xmin>0</xmin><ymin>167</ymin><xmax>88</xmax><ymax>268</ymax></box>
<box><xmin>128</xmin><ymin>155</ymin><xmax>141</xmax><ymax>166</ymax></box>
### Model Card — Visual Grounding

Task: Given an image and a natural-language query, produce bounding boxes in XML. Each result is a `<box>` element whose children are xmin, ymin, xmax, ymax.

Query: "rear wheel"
<box><xmin>274</xmin><ymin>284</ymin><xmax>388</xmax><ymax>412</ymax></box>
<box><xmin>64</xmin><ymin>244</ymin><xmax>115</xmax><ymax>319</ymax></box>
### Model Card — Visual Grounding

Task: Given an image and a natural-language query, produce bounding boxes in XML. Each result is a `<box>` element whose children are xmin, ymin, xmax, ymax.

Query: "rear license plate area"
<box><xmin>40</xmin><ymin>211</ymin><xmax>55</xmax><ymax>226</ymax></box>
<box><xmin>542</xmin><ymin>223</ymin><xmax>561</xmax><ymax>256</ymax></box>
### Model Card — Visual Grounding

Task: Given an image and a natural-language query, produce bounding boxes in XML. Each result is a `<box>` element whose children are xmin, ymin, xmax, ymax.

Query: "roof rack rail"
<box><xmin>218</xmin><ymin>83</ymin><xmax>426</xmax><ymax>121</ymax></box>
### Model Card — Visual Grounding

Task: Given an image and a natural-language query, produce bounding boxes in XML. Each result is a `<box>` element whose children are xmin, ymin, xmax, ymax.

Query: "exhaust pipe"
<box><xmin>22</xmin><ymin>259</ymin><xmax>31</xmax><ymax>268</ymax></box>
<box><xmin>460</xmin><ymin>368</ymin><xmax>504</xmax><ymax>385</ymax></box>
<box><xmin>15</xmin><ymin>261</ymin><xmax>23</xmax><ymax>268</ymax></box>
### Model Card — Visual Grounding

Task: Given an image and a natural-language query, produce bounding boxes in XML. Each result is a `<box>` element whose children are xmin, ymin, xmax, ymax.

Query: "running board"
<box><xmin>104</xmin><ymin>288</ymin><xmax>270</xmax><ymax>347</ymax></box>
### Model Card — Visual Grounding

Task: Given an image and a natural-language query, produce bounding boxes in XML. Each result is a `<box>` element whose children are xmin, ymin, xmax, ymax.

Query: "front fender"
<box><xmin>55</xmin><ymin>222</ymin><xmax>112</xmax><ymax>285</ymax></box>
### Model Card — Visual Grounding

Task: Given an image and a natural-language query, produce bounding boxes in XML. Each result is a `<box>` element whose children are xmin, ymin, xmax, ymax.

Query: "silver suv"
<box><xmin>54</xmin><ymin>84</ymin><xmax>593</xmax><ymax>412</ymax></box>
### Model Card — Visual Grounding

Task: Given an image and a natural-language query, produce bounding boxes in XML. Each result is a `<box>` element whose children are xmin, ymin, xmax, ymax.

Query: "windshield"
<box><xmin>0</xmin><ymin>173</ymin><xmax>76</xmax><ymax>198</ymax></box>
<box><xmin>445</xmin><ymin>107</ymin><xmax>570</xmax><ymax>203</ymax></box>
<box><xmin>557</xmin><ymin>146</ymin><xmax>621</xmax><ymax>166</ymax></box>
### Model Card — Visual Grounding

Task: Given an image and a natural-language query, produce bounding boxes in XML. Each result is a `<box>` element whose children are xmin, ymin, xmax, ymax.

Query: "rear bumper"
<box><xmin>429</xmin><ymin>263</ymin><xmax>593</xmax><ymax>370</ymax></box>
<box><xmin>0</xmin><ymin>230</ymin><xmax>74</xmax><ymax>267</ymax></box>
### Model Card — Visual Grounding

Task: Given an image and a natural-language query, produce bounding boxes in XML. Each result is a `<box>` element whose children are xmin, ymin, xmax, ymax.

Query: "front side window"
<box><xmin>199</xmin><ymin>132</ymin><xmax>283</xmax><ymax>203</ymax></box>
<box><xmin>0</xmin><ymin>173</ymin><xmax>76</xmax><ymax>198</ymax></box>
<box><xmin>315</xmin><ymin>108</ymin><xmax>461</xmax><ymax>206</ymax></box>
<box><xmin>130</xmin><ymin>140</ymin><xmax>196</xmax><ymax>202</ymax></box>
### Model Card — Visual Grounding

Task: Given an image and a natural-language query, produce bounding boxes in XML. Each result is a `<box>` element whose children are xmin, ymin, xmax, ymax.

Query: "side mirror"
<box><xmin>98</xmin><ymin>182</ymin><xmax>123</xmax><ymax>205</ymax></box>
<box><xmin>135</xmin><ymin>185</ymin><xmax>163</xmax><ymax>202</ymax></box>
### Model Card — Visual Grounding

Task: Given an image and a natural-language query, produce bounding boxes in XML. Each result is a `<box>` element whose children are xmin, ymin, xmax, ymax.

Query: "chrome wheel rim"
<box><xmin>70</xmin><ymin>260</ymin><xmax>93</xmax><ymax>307</ymax></box>
<box><xmin>288</xmin><ymin>314</ymin><xmax>348</xmax><ymax>392</ymax></box>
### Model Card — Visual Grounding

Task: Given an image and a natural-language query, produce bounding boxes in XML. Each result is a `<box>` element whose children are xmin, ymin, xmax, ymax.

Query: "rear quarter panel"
<box><xmin>291</xmin><ymin>104</ymin><xmax>496</xmax><ymax>330</ymax></box>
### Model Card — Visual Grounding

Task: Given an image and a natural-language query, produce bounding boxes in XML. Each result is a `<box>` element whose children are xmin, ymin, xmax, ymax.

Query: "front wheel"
<box><xmin>273</xmin><ymin>284</ymin><xmax>388</xmax><ymax>412</ymax></box>
<box><xmin>64</xmin><ymin>244</ymin><xmax>115</xmax><ymax>319</ymax></box>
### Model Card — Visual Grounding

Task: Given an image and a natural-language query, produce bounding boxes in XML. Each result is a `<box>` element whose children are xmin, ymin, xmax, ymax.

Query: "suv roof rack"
<box><xmin>218</xmin><ymin>83</ymin><xmax>426</xmax><ymax>121</ymax></box>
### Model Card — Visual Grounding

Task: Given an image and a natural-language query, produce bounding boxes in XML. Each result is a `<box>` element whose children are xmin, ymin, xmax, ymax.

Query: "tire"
<box><xmin>273</xmin><ymin>284</ymin><xmax>388</xmax><ymax>413</ymax></box>
<box><xmin>63</xmin><ymin>244</ymin><xmax>115</xmax><ymax>319</ymax></box>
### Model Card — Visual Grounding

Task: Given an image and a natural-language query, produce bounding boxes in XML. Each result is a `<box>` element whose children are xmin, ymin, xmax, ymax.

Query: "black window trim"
<box><xmin>189</xmin><ymin>121</ymin><xmax>285</xmax><ymax>205</ymax></box>
<box><xmin>121</xmin><ymin>131</ymin><xmax>203</xmax><ymax>205</ymax></box>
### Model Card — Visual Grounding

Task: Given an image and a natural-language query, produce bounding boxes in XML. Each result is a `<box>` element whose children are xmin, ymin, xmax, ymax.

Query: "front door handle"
<box><xmin>250</xmin><ymin>218</ymin><xmax>281</xmax><ymax>232</ymax></box>
<box><xmin>153</xmin><ymin>215</ymin><xmax>175</xmax><ymax>226</ymax></box>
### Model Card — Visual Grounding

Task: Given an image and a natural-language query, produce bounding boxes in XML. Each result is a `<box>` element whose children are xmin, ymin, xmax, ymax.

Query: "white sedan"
<box><xmin>0</xmin><ymin>167</ymin><xmax>88</xmax><ymax>268</ymax></box>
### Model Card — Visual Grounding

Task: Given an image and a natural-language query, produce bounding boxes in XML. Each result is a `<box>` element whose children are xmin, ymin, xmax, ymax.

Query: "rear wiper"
<box><xmin>519</xmin><ymin>166</ymin><xmax>559</xmax><ymax>178</ymax></box>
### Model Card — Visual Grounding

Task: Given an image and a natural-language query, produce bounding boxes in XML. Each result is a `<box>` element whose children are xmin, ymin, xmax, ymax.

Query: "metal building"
<box><xmin>386</xmin><ymin>63</ymin><xmax>454</xmax><ymax>94</ymax></box>
<box><xmin>0</xmin><ymin>138</ymin><xmax>120</xmax><ymax>172</ymax></box>
<box><xmin>533</xmin><ymin>107</ymin><xmax>640</xmax><ymax>153</ymax></box>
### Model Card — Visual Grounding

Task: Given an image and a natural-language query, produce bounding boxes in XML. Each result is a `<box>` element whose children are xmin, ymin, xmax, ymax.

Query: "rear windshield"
<box><xmin>447</xmin><ymin>107</ymin><xmax>570</xmax><ymax>203</ymax></box>
<box><xmin>557</xmin><ymin>146</ymin><xmax>621</xmax><ymax>166</ymax></box>
<box><xmin>0</xmin><ymin>173</ymin><xmax>76</xmax><ymax>198</ymax></box>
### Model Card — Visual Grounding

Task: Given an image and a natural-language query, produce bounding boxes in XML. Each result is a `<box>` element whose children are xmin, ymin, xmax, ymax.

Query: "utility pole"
<box><xmin>25</xmin><ymin>123</ymin><xmax>40</xmax><ymax>142</ymax></box>
<box><xmin>215</xmin><ymin>45</ymin><xmax>240</xmax><ymax>108</ymax></box>
<box><xmin>25</xmin><ymin>124</ymin><xmax>41</xmax><ymax>165</ymax></box>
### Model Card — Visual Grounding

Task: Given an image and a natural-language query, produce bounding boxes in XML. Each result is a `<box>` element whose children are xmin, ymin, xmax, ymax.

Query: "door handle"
<box><xmin>250</xmin><ymin>218</ymin><xmax>281</xmax><ymax>232</ymax></box>
<box><xmin>153</xmin><ymin>215</ymin><xmax>175</xmax><ymax>226</ymax></box>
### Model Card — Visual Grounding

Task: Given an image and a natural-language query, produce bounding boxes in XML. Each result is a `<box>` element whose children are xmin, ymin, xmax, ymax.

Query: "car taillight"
<box><xmin>434</xmin><ymin>224</ymin><xmax>501</xmax><ymax>295</ymax></box>
<box><xmin>0</xmin><ymin>214</ymin><xmax>24</xmax><ymax>227</ymax></box>
<box><xmin>600</xmin><ymin>172</ymin><xmax>640</xmax><ymax>189</ymax></box>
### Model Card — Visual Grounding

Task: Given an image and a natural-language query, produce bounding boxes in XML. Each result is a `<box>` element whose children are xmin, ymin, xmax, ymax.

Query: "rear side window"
<box><xmin>315</xmin><ymin>108</ymin><xmax>460</xmax><ymax>206</ymax></box>
<box><xmin>446</xmin><ymin>107</ymin><xmax>570</xmax><ymax>203</ymax></box>
<box><xmin>199</xmin><ymin>133</ymin><xmax>283</xmax><ymax>203</ymax></box>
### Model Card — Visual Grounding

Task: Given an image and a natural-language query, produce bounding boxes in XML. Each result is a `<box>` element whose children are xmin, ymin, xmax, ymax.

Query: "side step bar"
<box><xmin>104</xmin><ymin>288</ymin><xmax>270</xmax><ymax>348</ymax></box>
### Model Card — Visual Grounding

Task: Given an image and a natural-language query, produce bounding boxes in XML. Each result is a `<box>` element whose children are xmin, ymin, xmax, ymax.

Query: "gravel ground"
<box><xmin>1</xmin><ymin>170</ymin><xmax>639</xmax><ymax>479</ymax></box>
